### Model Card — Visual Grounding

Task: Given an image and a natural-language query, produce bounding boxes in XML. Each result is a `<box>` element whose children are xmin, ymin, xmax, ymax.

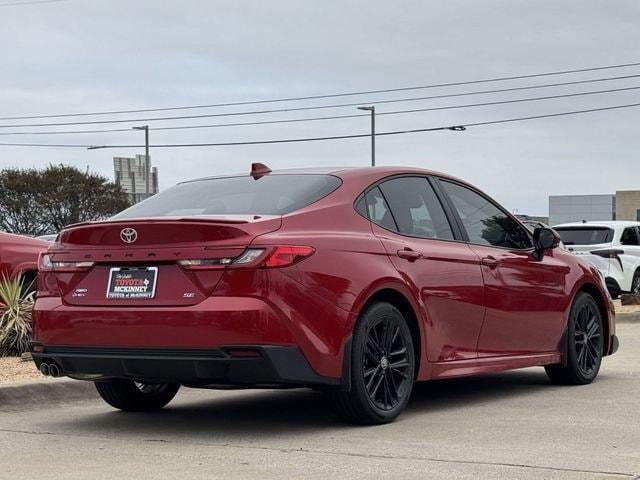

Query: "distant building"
<box><xmin>615</xmin><ymin>190</ymin><xmax>640</xmax><ymax>222</ymax></box>
<box><xmin>113</xmin><ymin>155</ymin><xmax>159</xmax><ymax>204</ymax></box>
<box><xmin>548</xmin><ymin>194</ymin><xmax>615</xmax><ymax>226</ymax></box>
<box><xmin>549</xmin><ymin>190</ymin><xmax>640</xmax><ymax>226</ymax></box>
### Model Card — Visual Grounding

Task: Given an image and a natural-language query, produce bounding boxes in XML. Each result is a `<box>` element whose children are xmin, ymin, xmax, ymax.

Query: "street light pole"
<box><xmin>357</xmin><ymin>106</ymin><xmax>375</xmax><ymax>166</ymax></box>
<box><xmin>132</xmin><ymin>125</ymin><xmax>150</xmax><ymax>196</ymax></box>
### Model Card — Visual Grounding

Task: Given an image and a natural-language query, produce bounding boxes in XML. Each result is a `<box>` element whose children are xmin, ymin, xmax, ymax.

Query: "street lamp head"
<box><xmin>132</xmin><ymin>125</ymin><xmax>149</xmax><ymax>131</ymax></box>
<box><xmin>357</xmin><ymin>106</ymin><xmax>375</xmax><ymax>112</ymax></box>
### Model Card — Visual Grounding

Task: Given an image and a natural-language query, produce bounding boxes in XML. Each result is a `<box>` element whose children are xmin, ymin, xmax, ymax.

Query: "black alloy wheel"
<box><xmin>572</xmin><ymin>298</ymin><xmax>603</xmax><ymax>377</ymax></box>
<box><xmin>329</xmin><ymin>301</ymin><xmax>415</xmax><ymax>424</ymax></box>
<box><xmin>362</xmin><ymin>315</ymin><xmax>413</xmax><ymax>411</ymax></box>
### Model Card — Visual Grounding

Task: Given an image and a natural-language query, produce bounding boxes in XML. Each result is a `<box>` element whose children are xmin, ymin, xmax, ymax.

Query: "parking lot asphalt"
<box><xmin>1</xmin><ymin>324</ymin><xmax>639</xmax><ymax>480</ymax></box>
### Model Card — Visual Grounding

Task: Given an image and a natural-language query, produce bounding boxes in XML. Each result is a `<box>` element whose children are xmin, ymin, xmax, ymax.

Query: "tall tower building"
<box><xmin>113</xmin><ymin>154</ymin><xmax>159</xmax><ymax>204</ymax></box>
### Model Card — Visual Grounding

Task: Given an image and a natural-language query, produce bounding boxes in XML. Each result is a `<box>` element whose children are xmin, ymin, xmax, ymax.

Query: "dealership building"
<box><xmin>549</xmin><ymin>190</ymin><xmax>640</xmax><ymax>226</ymax></box>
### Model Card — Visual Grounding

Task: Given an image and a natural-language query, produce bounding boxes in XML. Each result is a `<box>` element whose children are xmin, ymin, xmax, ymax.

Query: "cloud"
<box><xmin>0</xmin><ymin>0</ymin><xmax>639</xmax><ymax>215</ymax></box>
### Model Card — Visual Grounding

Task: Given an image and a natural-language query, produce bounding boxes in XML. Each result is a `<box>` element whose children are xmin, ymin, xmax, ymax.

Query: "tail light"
<box><xmin>590</xmin><ymin>249</ymin><xmax>624</xmax><ymax>270</ymax></box>
<box><xmin>260</xmin><ymin>246</ymin><xmax>315</xmax><ymax>267</ymax></box>
<box><xmin>38</xmin><ymin>254</ymin><xmax>95</xmax><ymax>272</ymax></box>
<box><xmin>178</xmin><ymin>246</ymin><xmax>314</xmax><ymax>270</ymax></box>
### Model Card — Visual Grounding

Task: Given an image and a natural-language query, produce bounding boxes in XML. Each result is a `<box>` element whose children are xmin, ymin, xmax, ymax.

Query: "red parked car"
<box><xmin>0</xmin><ymin>232</ymin><xmax>48</xmax><ymax>291</ymax></box>
<box><xmin>32</xmin><ymin>165</ymin><xmax>617</xmax><ymax>424</ymax></box>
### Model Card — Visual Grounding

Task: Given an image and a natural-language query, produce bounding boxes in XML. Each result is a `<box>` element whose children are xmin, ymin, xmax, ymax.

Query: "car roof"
<box><xmin>552</xmin><ymin>220</ymin><xmax>640</xmax><ymax>229</ymax></box>
<box><xmin>182</xmin><ymin>165</ymin><xmax>465</xmax><ymax>184</ymax></box>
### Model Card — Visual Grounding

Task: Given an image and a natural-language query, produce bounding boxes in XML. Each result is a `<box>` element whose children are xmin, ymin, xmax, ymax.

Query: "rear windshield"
<box><xmin>112</xmin><ymin>174</ymin><xmax>341</xmax><ymax>219</ymax></box>
<box><xmin>554</xmin><ymin>227</ymin><xmax>614</xmax><ymax>245</ymax></box>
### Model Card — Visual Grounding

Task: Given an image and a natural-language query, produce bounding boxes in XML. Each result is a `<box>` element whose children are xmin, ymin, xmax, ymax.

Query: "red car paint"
<box><xmin>0</xmin><ymin>232</ymin><xmax>48</xmax><ymax>281</ymax></box>
<box><xmin>32</xmin><ymin>167</ymin><xmax>616</xmax><ymax>384</ymax></box>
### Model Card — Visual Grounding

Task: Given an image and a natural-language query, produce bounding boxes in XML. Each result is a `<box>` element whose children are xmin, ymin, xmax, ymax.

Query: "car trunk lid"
<box><xmin>46</xmin><ymin>216</ymin><xmax>281</xmax><ymax>306</ymax></box>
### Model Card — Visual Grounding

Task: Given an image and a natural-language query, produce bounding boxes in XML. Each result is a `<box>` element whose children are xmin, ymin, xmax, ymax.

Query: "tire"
<box><xmin>329</xmin><ymin>302</ymin><xmax>415</xmax><ymax>425</ymax></box>
<box><xmin>95</xmin><ymin>379</ymin><xmax>180</xmax><ymax>411</ymax></box>
<box><xmin>20</xmin><ymin>272</ymin><xmax>37</xmax><ymax>297</ymax></box>
<box><xmin>632</xmin><ymin>270</ymin><xmax>640</xmax><ymax>295</ymax></box>
<box><xmin>545</xmin><ymin>292</ymin><xmax>604</xmax><ymax>385</ymax></box>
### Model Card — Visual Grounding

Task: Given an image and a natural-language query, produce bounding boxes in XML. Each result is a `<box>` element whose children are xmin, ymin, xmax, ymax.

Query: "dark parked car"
<box><xmin>32</xmin><ymin>165</ymin><xmax>617</xmax><ymax>424</ymax></box>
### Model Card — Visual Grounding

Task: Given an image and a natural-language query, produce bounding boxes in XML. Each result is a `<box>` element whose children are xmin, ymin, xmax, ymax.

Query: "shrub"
<box><xmin>0</xmin><ymin>275</ymin><xmax>34</xmax><ymax>356</ymax></box>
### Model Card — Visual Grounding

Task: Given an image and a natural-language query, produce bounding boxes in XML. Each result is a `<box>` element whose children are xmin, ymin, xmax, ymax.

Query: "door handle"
<box><xmin>481</xmin><ymin>256</ymin><xmax>500</xmax><ymax>269</ymax></box>
<box><xmin>397</xmin><ymin>248</ymin><xmax>422</xmax><ymax>261</ymax></box>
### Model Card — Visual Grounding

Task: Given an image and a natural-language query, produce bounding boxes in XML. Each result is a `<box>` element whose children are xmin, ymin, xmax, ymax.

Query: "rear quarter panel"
<box><xmin>0</xmin><ymin>233</ymin><xmax>48</xmax><ymax>279</ymax></box>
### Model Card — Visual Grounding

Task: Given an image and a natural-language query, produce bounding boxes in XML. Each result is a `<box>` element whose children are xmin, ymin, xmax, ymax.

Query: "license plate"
<box><xmin>106</xmin><ymin>267</ymin><xmax>158</xmax><ymax>299</ymax></box>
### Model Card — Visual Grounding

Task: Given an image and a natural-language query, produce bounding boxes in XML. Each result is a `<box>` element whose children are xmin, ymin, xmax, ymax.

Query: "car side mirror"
<box><xmin>533</xmin><ymin>227</ymin><xmax>561</xmax><ymax>259</ymax></box>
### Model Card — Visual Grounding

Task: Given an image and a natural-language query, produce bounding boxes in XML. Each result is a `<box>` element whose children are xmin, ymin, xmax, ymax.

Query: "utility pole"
<box><xmin>132</xmin><ymin>125</ymin><xmax>150</xmax><ymax>196</ymax></box>
<box><xmin>357</xmin><ymin>106</ymin><xmax>375</xmax><ymax>166</ymax></box>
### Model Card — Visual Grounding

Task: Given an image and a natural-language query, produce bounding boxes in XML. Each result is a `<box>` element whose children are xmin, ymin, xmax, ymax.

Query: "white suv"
<box><xmin>552</xmin><ymin>221</ymin><xmax>640</xmax><ymax>298</ymax></box>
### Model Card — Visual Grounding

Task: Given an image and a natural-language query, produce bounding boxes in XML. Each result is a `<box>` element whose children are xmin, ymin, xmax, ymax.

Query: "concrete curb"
<box><xmin>0</xmin><ymin>378</ymin><xmax>97</xmax><ymax>410</ymax></box>
<box><xmin>617</xmin><ymin>312</ymin><xmax>640</xmax><ymax>323</ymax></box>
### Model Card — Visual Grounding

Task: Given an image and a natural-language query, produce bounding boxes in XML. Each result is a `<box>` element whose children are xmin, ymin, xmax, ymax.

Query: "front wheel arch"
<box><xmin>574</xmin><ymin>283</ymin><xmax>611</xmax><ymax>356</ymax></box>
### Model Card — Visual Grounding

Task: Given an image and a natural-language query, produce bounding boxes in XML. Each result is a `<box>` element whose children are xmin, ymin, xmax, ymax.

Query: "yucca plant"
<box><xmin>0</xmin><ymin>275</ymin><xmax>34</xmax><ymax>356</ymax></box>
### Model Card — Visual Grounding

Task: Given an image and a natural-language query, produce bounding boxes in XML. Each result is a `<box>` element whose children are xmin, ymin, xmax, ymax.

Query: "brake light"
<box><xmin>38</xmin><ymin>254</ymin><xmax>95</xmax><ymax>272</ymax></box>
<box><xmin>260</xmin><ymin>246</ymin><xmax>315</xmax><ymax>267</ymax></box>
<box><xmin>590</xmin><ymin>249</ymin><xmax>624</xmax><ymax>270</ymax></box>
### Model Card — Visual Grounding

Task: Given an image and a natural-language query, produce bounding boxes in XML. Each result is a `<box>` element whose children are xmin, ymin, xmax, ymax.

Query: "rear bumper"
<box><xmin>32</xmin><ymin>290</ymin><xmax>351</xmax><ymax>381</ymax></box>
<box><xmin>30</xmin><ymin>344</ymin><xmax>340</xmax><ymax>388</ymax></box>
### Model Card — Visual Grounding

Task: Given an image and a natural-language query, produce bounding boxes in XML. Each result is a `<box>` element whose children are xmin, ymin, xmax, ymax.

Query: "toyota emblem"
<box><xmin>120</xmin><ymin>227</ymin><xmax>138</xmax><ymax>244</ymax></box>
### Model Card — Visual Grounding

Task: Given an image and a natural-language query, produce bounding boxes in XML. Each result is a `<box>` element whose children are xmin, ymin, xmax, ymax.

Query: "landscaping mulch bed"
<box><xmin>0</xmin><ymin>356</ymin><xmax>41</xmax><ymax>384</ymax></box>
<box><xmin>614</xmin><ymin>299</ymin><xmax>640</xmax><ymax>315</ymax></box>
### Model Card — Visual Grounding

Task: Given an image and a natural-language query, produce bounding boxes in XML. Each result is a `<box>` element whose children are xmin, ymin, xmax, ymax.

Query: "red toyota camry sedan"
<box><xmin>32</xmin><ymin>165</ymin><xmax>617</xmax><ymax>424</ymax></box>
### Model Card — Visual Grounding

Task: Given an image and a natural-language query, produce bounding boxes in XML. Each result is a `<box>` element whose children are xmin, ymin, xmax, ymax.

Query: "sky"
<box><xmin>0</xmin><ymin>0</ymin><xmax>639</xmax><ymax>216</ymax></box>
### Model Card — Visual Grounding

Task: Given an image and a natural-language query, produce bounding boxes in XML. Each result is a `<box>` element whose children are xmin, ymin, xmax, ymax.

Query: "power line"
<box><xmin>464</xmin><ymin>103</ymin><xmax>640</xmax><ymax>127</ymax></box>
<box><xmin>378</xmin><ymin>85</ymin><xmax>640</xmax><ymax>115</ymax></box>
<box><xmin>2</xmin><ymin>61</ymin><xmax>640</xmax><ymax>120</ymax></box>
<box><xmin>79</xmin><ymin>102</ymin><xmax>640</xmax><ymax>147</ymax></box>
<box><xmin>3</xmin><ymin>75</ymin><xmax>640</xmax><ymax>136</ymax></box>
<box><xmin>0</xmin><ymin>142</ymin><xmax>90</xmax><ymax>147</ymax></box>
<box><xmin>1</xmin><ymin>84</ymin><xmax>638</xmax><ymax>129</ymax></box>
<box><xmin>0</xmin><ymin>0</ymin><xmax>66</xmax><ymax>6</ymax></box>
<box><xmin>0</xmin><ymin>114</ymin><xmax>366</xmax><ymax>136</ymax></box>
<box><xmin>2</xmin><ymin>101</ymin><xmax>636</xmax><ymax>149</ymax></box>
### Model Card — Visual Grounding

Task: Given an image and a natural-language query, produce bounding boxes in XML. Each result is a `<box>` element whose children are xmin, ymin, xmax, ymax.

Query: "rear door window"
<box><xmin>363</xmin><ymin>187</ymin><xmax>397</xmax><ymax>231</ymax></box>
<box><xmin>377</xmin><ymin>177</ymin><xmax>454</xmax><ymax>240</ymax></box>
